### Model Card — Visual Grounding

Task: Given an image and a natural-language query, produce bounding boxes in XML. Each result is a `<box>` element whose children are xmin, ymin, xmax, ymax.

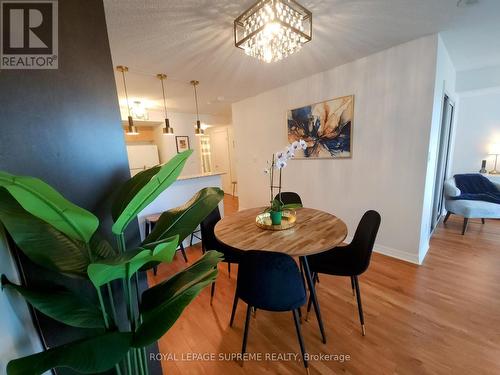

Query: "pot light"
<box><xmin>130</xmin><ymin>101</ymin><xmax>148</xmax><ymax>120</ymax></box>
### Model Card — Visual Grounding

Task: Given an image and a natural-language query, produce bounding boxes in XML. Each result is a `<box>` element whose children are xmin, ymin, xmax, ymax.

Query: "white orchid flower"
<box><xmin>286</xmin><ymin>148</ymin><xmax>295</xmax><ymax>159</ymax></box>
<box><xmin>291</xmin><ymin>141</ymin><xmax>300</xmax><ymax>151</ymax></box>
<box><xmin>299</xmin><ymin>139</ymin><xmax>307</xmax><ymax>150</ymax></box>
<box><xmin>276</xmin><ymin>151</ymin><xmax>285</xmax><ymax>161</ymax></box>
<box><xmin>276</xmin><ymin>159</ymin><xmax>287</xmax><ymax>169</ymax></box>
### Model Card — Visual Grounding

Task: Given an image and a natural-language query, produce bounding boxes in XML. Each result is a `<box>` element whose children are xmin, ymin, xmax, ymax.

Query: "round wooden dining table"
<box><xmin>214</xmin><ymin>207</ymin><xmax>348</xmax><ymax>343</ymax></box>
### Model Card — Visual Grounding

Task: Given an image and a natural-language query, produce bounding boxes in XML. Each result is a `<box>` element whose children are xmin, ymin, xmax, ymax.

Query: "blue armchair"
<box><xmin>443</xmin><ymin>177</ymin><xmax>500</xmax><ymax>234</ymax></box>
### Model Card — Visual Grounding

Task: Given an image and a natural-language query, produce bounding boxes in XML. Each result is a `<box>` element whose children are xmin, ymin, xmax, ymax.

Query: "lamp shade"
<box><xmin>489</xmin><ymin>143</ymin><xmax>500</xmax><ymax>155</ymax></box>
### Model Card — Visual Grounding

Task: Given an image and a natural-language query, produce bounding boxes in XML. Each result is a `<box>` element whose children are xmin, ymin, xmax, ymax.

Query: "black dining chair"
<box><xmin>306</xmin><ymin>210</ymin><xmax>381</xmax><ymax>336</ymax></box>
<box><xmin>230</xmin><ymin>250</ymin><xmax>309</xmax><ymax>373</ymax></box>
<box><xmin>200</xmin><ymin>206</ymin><xmax>242</xmax><ymax>304</ymax></box>
<box><xmin>274</xmin><ymin>191</ymin><xmax>303</xmax><ymax>206</ymax></box>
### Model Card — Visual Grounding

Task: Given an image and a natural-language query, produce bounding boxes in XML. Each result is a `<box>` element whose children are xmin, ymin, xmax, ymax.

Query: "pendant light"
<box><xmin>191</xmin><ymin>80</ymin><xmax>204</xmax><ymax>136</ymax></box>
<box><xmin>116</xmin><ymin>65</ymin><xmax>139</xmax><ymax>135</ymax></box>
<box><xmin>157</xmin><ymin>73</ymin><xmax>174</xmax><ymax>135</ymax></box>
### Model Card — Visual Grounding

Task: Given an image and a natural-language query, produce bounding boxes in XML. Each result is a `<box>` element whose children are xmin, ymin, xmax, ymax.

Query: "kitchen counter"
<box><xmin>137</xmin><ymin>172</ymin><xmax>224</xmax><ymax>242</ymax></box>
<box><xmin>177</xmin><ymin>172</ymin><xmax>225</xmax><ymax>181</ymax></box>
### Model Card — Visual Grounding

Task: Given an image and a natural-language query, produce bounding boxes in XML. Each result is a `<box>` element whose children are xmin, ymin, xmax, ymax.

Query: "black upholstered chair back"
<box><xmin>237</xmin><ymin>250</ymin><xmax>306</xmax><ymax>312</ymax></box>
<box><xmin>200</xmin><ymin>206</ymin><xmax>221</xmax><ymax>250</ymax></box>
<box><xmin>274</xmin><ymin>192</ymin><xmax>303</xmax><ymax>206</ymax></box>
<box><xmin>349</xmin><ymin>210</ymin><xmax>381</xmax><ymax>274</ymax></box>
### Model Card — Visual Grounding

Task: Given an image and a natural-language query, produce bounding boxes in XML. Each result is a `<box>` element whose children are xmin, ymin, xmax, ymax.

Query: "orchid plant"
<box><xmin>264</xmin><ymin>139</ymin><xmax>307</xmax><ymax>217</ymax></box>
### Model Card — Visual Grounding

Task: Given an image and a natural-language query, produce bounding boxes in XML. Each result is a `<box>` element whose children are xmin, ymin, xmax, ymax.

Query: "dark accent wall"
<box><xmin>0</xmin><ymin>1</ymin><xmax>159</xmax><ymax>374</ymax></box>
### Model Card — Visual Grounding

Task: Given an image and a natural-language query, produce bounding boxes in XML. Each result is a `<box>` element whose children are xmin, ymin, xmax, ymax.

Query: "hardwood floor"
<box><xmin>148</xmin><ymin>197</ymin><xmax>500</xmax><ymax>374</ymax></box>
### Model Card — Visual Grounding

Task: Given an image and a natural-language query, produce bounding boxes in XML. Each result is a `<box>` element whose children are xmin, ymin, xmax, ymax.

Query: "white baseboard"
<box><xmin>344</xmin><ymin>236</ymin><xmax>421</xmax><ymax>265</ymax></box>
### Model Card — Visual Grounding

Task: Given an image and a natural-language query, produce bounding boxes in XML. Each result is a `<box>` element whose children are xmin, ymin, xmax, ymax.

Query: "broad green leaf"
<box><xmin>140</xmin><ymin>250</ymin><xmax>223</xmax><ymax>310</ymax></box>
<box><xmin>143</xmin><ymin>187</ymin><xmax>224</xmax><ymax>246</ymax></box>
<box><xmin>1</xmin><ymin>275</ymin><xmax>104</xmax><ymax>329</ymax></box>
<box><xmin>132</xmin><ymin>251</ymin><xmax>222</xmax><ymax>347</ymax></box>
<box><xmin>111</xmin><ymin>165</ymin><xmax>161</xmax><ymax>222</ymax></box>
<box><xmin>89</xmin><ymin>234</ymin><xmax>118</xmax><ymax>261</ymax></box>
<box><xmin>283</xmin><ymin>203</ymin><xmax>303</xmax><ymax>210</ymax></box>
<box><xmin>0</xmin><ymin>171</ymin><xmax>98</xmax><ymax>243</ymax></box>
<box><xmin>6</xmin><ymin>331</ymin><xmax>133</xmax><ymax>375</ymax></box>
<box><xmin>264</xmin><ymin>202</ymin><xmax>303</xmax><ymax>213</ymax></box>
<box><xmin>0</xmin><ymin>190</ymin><xmax>116</xmax><ymax>277</ymax></box>
<box><xmin>112</xmin><ymin>150</ymin><xmax>193</xmax><ymax>235</ymax></box>
<box><xmin>87</xmin><ymin>235</ymin><xmax>179</xmax><ymax>288</ymax></box>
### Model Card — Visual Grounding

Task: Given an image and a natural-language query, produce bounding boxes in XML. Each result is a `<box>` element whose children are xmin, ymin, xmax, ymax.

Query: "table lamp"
<box><xmin>489</xmin><ymin>143</ymin><xmax>500</xmax><ymax>175</ymax></box>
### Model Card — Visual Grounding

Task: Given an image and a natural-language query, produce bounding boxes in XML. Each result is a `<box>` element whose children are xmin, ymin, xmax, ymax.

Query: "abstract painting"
<box><xmin>287</xmin><ymin>95</ymin><xmax>354</xmax><ymax>158</ymax></box>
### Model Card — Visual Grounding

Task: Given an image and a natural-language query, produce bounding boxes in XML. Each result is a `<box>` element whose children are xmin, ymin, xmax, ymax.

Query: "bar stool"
<box><xmin>232</xmin><ymin>181</ymin><xmax>237</xmax><ymax>196</ymax></box>
<box><xmin>144</xmin><ymin>213</ymin><xmax>188</xmax><ymax>275</ymax></box>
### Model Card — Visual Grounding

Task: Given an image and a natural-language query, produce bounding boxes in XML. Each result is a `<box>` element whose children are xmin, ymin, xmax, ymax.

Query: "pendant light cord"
<box><xmin>193</xmin><ymin>83</ymin><xmax>200</xmax><ymax>122</ymax></box>
<box><xmin>121</xmin><ymin>70</ymin><xmax>132</xmax><ymax>117</ymax></box>
<box><xmin>160</xmin><ymin>77</ymin><xmax>168</xmax><ymax>119</ymax></box>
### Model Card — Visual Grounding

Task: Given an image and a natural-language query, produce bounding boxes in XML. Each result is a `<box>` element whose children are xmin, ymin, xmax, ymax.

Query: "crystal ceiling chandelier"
<box><xmin>234</xmin><ymin>0</ymin><xmax>312</xmax><ymax>63</ymax></box>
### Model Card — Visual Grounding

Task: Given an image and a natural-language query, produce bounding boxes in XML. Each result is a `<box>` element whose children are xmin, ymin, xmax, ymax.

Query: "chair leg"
<box><xmin>462</xmin><ymin>218</ymin><xmax>469</xmax><ymax>235</ymax></box>
<box><xmin>229</xmin><ymin>291</ymin><xmax>239</xmax><ymax>327</ymax></box>
<box><xmin>190</xmin><ymin>233</ymin><xmax>194</xmax><ymax>247</ymax></box>
<box><xmin>443</xmin><ymin>211</ymin><xmax>451</xmax><ymax>224</ymax></box>
<box><xmin>305</xmin><ymin>272</ymin><xmax>317</xmax><ymax>321</ymax></box>
<box><xmin>241</xmin><ymin>305</ymin><xmax>252</xmax><ymax>358</ymax></box>
<box><xmin>305</xmin><ymin>295</ymin><xmax>312</xmax><ymax>321</ymax></box>
<box><xmin>179</xmin><ymin>243</ymin><xmax>188</xmax><ymax>262</ymax></box>
<box><xmin>353</xmin><ymin>276</ymin><xmax>365</xmax><ymax>336</ymax></box>
<box><xmin>350</xmin><ymin>276</ymin><xmax>355</xmax><ymax>296</ymax></box>
<box><xmin>481</xmin><ymin>218</ymin><xmax>485</xmax><ymax>224</ymax></box>
<box><xmin>292</xmin><ymin>309</ymin><xmax>309</xmax><ymax>372</ymax></box>
<box><xmin>301</xmin><ymin>257</ymin><xmax>327</xmax><ymax>344</ymax></box>
<box><xmin>210</xmin><ymin>282</ymin><xmax>215</xmax><ymax>305</ymax></box>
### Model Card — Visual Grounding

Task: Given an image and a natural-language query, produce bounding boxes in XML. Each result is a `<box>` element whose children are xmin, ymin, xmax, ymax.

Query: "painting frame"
<box><xmin>175</xmin><ymin>136</ymin><xmax>190</xmax><ymax>153</ymax></box>
<box><xmin>287</xmin><ymin>94</ymin><xmax>354</xmax><ymax>159</ymax></box>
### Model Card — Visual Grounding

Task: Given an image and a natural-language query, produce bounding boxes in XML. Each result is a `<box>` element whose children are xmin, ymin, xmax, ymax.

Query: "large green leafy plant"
<box><xmin>0</xmin><ymin>150</ymin><xmax>224</xmax><ymax>375</ymax></box>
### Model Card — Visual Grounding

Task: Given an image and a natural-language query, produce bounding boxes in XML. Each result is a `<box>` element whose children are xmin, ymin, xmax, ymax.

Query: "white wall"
<box><xmin>451</xmin><ymin>89</ymin><xmax>500</xmax><ymax>174</ymax></box>
<box><xmin>232</xmin><ymin>35</ymin><xmax>439</xmax><ymax>264</ymax></box>
<box><xmin>0</xmin><ymin>229</ymin><xmax>44</xmax><ymax>373</ymax></box>
<box><xmin>151</xmin><ymin>111</ymin><xmax>204</xmax><ymax>176</ymax></box>
<box><xmin>418</xmin><ymin>35</ymin><xmax>458</xmax><ymax>263</ymax></box>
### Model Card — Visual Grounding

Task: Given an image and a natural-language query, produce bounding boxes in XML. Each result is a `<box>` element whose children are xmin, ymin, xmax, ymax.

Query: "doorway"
<box><xmin>431</xmin><ymin>94</ymin><xmax>455</xmax><ymax>232</ymax></box>
<box><xmin>210</xmin><ymin>127</ymin><xmax>233</xmax><ymax>194</ymax></box>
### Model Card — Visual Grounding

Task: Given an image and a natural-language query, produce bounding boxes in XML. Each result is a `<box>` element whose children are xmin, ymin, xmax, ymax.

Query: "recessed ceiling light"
<box><xmin>457</xmin><ymin>0</ymin><xmax>479</xmax><ymax>7</ymax></box>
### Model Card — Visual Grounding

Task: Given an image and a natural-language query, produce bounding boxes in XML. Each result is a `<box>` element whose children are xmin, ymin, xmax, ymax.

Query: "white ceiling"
<box><xmin>441</xmin><ymin>19</ymin><xmax>500</xmax><ymax>72</ymax></box>
<box><xmin>103</xmin><ymin>0</ymin><xmax>500</xmax><ymax>117</ymax></box>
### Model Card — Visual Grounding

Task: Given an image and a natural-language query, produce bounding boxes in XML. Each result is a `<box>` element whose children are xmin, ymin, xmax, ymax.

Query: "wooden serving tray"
<box><xmin>255</xmin><ymin>210</ymin><xmax>297</xmax><ymax>231</ymax></box>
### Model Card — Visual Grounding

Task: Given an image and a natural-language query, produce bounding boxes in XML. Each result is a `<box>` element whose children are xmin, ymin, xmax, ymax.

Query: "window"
<box><xmin>199</xmin><ymin>135</ymin><xmax>212</xmax><ymax>173</ymax></box>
